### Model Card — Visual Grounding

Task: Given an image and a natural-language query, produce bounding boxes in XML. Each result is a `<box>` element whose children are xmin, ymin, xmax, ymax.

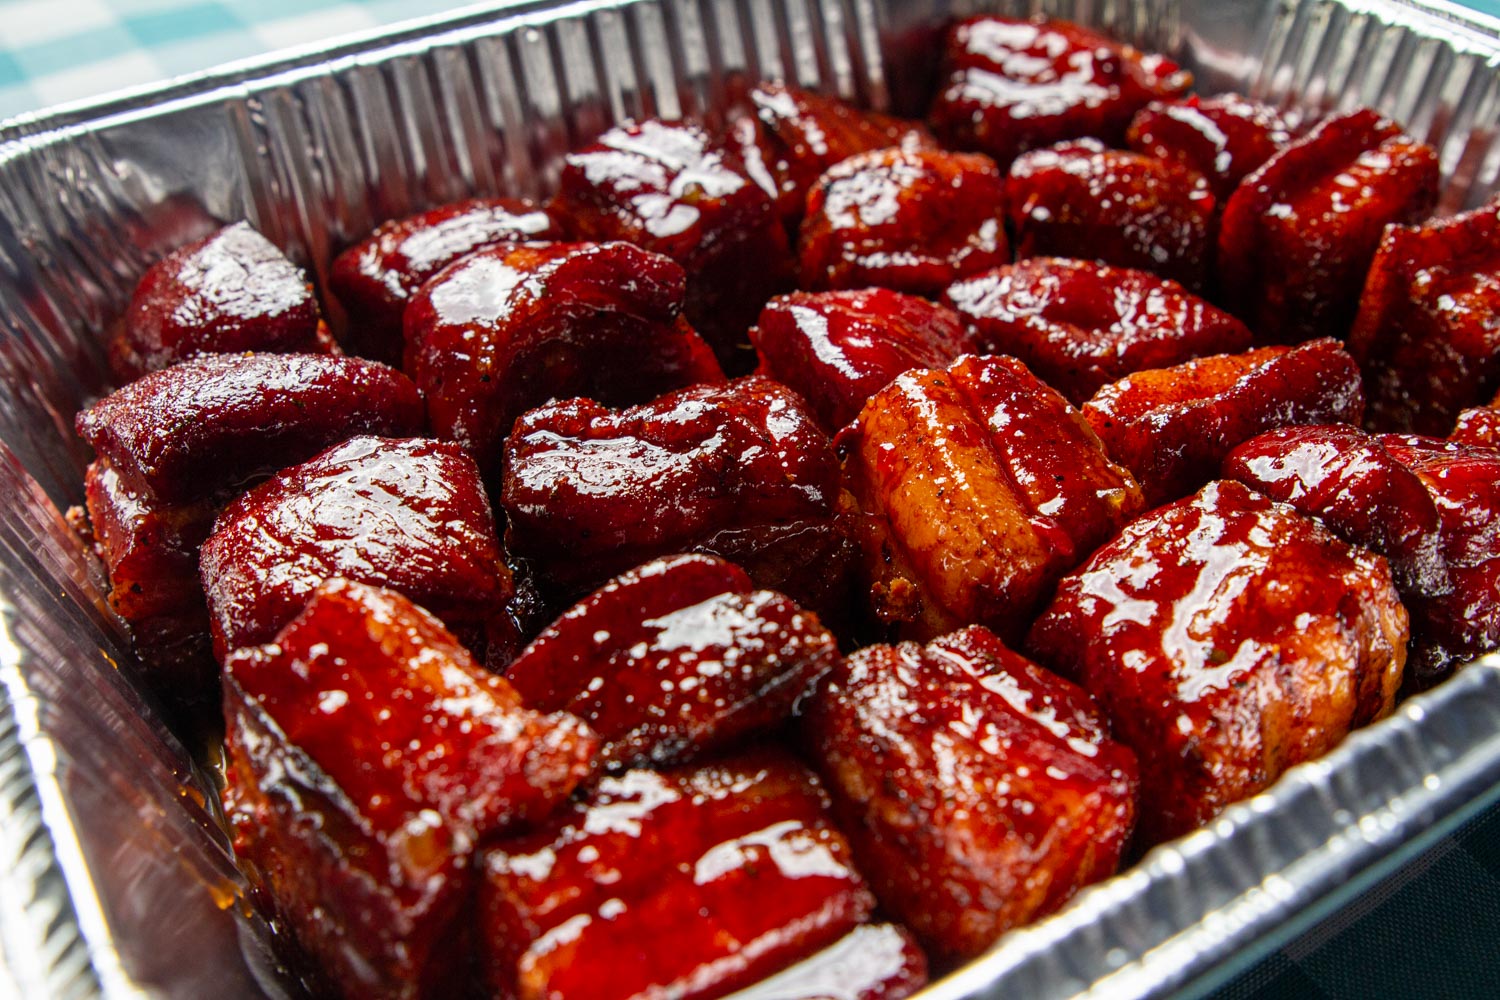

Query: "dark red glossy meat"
<box><xmin>478</xmin><ymin>748</ymin><xmax>875</xmax><ymax>1000</ymax></box>
<box><xmin>505</xmin><ymin>553</ymin><xmax>840</xmax><ymax>769</ymax></box>
<box><xmin>1126</xmin><ymin>94</ymin><xmax>1299</xmax><ymax>201</ymax></box>
<box><xmin>727</xmin><ymin>924</ymin><xmax>927</xmax><ymax>1000</ymax></box>
<box><xmin>200</xmin><ymin>435</ymin><xmax>510</xmax><ymax>659</ymax></box>
<box><xmin>1007</xmin><ymin>140</ymin><xmax>1216</xmax><ymax>292</ymax></box>
<box><xmin>1452</xmin><ymin>400</ymin><xmax>1500</xmax><ymax>447</ymax></box>
<box><xmin>730</xmin><ymin>82</ymin><xmax>936</xmax><ymax>230</ymax></box>
<box><xmin>222</xmin><ymin>579</ymin><xmax>595</xmax><ymax>1000</ymax></box>
<box><xmin>329</xmin><ymin>197</ymin><xmax>565</xmax><ymax>364</ymax></box>
<box><xmin>944</xmin><ymin>258</ymin><xmax>1252</xmax><ymax>404</ymax></box>
<box><xmin>500</xmin><ymin>376</ymin><xmax>848</xmax><ymax>614</ymax></box>
<box><xmin>551</xmin><ymin>118</ymin><xmax>793</xmax><ymax>371</ymax></box>
<box><xmin>803</xmin><ymin>625</ymin><xmax>1137</xmax><ymax>962</ymax></box>
<box><xmin>1347</xmin><ymin>197</ymin><xmax>1500</xmax><ymax>434</ymax></box>
<box><xmin>109</xmin><ymin>222</ymin><xmax>334</xmax><ymax>381</ymax></box>
<box><xmin>749</xmin><ymin>289</ymin><xmax>977</xmax><ymax>431</ymax></box>
<box><xmin>403</xmin><ymin>240</ymin><xmax>721</xmax><ymax>475</ymax></box>
<box><xmin>1083</xmin><ymin>338</ymin><xmax>1366</xmax><ymax>506</ymax></box>
<box><xmin>1217</xmin><ymin>108</ymin><xmax>1439</xmax><ymax>343</ymax></box>
<box><xmin>1027</xmin><ymin>480</ymin><xmax>1407</xmax><ymax>845</ymax></box>
<box><xmin>929</xmin><ymin>15</ymin><xmax>1191</xmax><ymax>170</ymax></box>
<box><xmin>839</xmin><ymin>354</ymin><xmax>1143</xmax><ymax>641</ymax></box>
<box><xmin>76</xmin><ymin>352</ymin><xmax>423</xmax><ymax>504</ymax></box>
<box><xmin>798</xmin><ymin>147</ymin><xmax>1009</xmax><ymax>296</ymax></box>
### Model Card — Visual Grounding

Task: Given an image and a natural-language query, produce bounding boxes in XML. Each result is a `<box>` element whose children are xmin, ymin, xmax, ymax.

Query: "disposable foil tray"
<box><xmin>1</xmin><ymin>1</ymin><xmax>1499</xmax><ymax>997</ymax></box>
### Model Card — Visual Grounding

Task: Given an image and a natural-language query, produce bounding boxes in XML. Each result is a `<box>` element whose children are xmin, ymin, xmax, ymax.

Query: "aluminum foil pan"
<box><xmin>1</xmin><ymin>1</ymin><xmax>1499</xmax><ymax>997</ymax></box>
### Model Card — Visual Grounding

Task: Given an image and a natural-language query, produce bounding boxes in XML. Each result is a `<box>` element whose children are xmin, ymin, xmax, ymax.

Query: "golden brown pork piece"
<box><xmin>1027</xmin><ymin>480</ymin><xmax>1408</xmax><ymax>845</ymax></box>
<box><xmin>1082</xmin><ymin>338</ymin><xmax>1365</xmax><ymax>506</ymax></box>
<box><xmin>839</xmin><ymin>354</ymin><xmax>1143</xmax><ymax>642</ymax></box>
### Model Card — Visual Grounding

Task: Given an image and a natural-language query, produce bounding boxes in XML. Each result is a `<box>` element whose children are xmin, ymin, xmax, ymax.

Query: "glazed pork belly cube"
<box><xmin>840</xmin><ymin>354</ymin><xmax>1143</xmax><ymax>642</ymax></box>
<box><xmin>222</xmin><ymin>580</ymin><xmax>595</xmax><ymax>1000</ymax></box>
<box><xmin>1006</xmin><ymin>140</ymin><xmax>1216</xmax><ymax>292</ymax></box>
<box><xmin>928</xmin><ymin>15</ymin><xmax>1190</xmax><ymax>170</ymax></box>
<box><xmin>1027</xmin><ymin>480</ymin><xmax>1408</xmax><ymax>845</ymax></box>
<box><xmin>479</xmin><ymin>748</ymin><xmax>876</xmax><ymax>1000</ymax></box>
<box><xmin>1082</xmin><ymin>338</ymin><xmax>1366</xmax><ymax>506</ymax></box>
<box><xmin>1126</xmin><ymin>94</ymin><xmax>1300</xmax><ymax>201</ymax></box>
<box><xmin>329</xmin><ymin>197</ymin><xmax>565</xmax><ymax>364</ymax></box>
<box><xmin>500</xmin><ymin>376</ymin><xmax>850</xmax><ymax>619</ymax></box>
<box><xmin>728</xmin><ymin>924</ymin><xmax>927</xmax><ymax>1000</ymax></box>
<box><xmin>504</xmin><ymin>553</ymin><xmax>841</xmax><ymax>770</ymax></box>
<box><xmin>1452</xmin><ymin>395</ymin><xmax>1500</xmax><ymax>447</ymax></box>
<box><xmin>797</xmin><ymin>147</ymin><xmax>1009</xmax><ymax>296</ymax></box>
<box><xmin>403</xmin><ymin>240</ymin><xmax>721</xmax><ymax>477</ymax></box>
<box><xmin>730</xmin><ymin>82</ymin><xmax>936</xmax><ymax>231</ymax></box>
<box><xmin>75</xmin><ymin>353</ymin><xmax>423</xmax><ymax>694</ymax></box>
<box><xmin>803</xmin><ymin>625</ymin><xmax>1137</xmax><ymax>962</ymax></box>
<box><xmin>1217</xmin><ymin>108</ymin><xmax>1439</xmax><ymax>343</ymax></box>
<box><xmin>1348</xmin><ymin>196</ymin><xmax>1500</xmax><ymax>434</ymax></box>
<box><xmin>200</xmin><ymin>435</ymin><xmax>511</xmax><ymax>659</ymax></box>
<box><xmin>749</xmin><ymin>289</ymin><xmax>977</xmax><ymax>432</ymax></box>
<box><xmin>552</xmin><ymin>118</ymin><xmax>793</xmax><ymax>371</ymax></box>
<box><xmin>109</xmin><ymin>222</ymin><xmax>334</xmax><ymax>381</ymax></box>
<box><xmin>944</xmin><ymin>258</ymin><xmax>1253</xmax><ymax>405</ymax></box>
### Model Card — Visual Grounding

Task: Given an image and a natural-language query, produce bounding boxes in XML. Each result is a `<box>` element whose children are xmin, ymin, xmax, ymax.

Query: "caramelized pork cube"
<box><xmin>76</xmin><ymin>353</ymin><xmax>423</xmax><ymax>504</ymax></box>
<box><xmin>501</xmin><ymin>377</ymin><xmax>847</xmax><ymax>613</ymax></box>
<box><xmin>1027</xmin><ymin>480</ymin><xmax>1407</xmax><ymax>844</ymax></box>
<box><xmin>404</xmin><ymin>241</ymin><xmax>721</xmax><ymax>474</ymax></box>
<box><xmin>552</xmin><ymin>119</ymin><xmax>793</xmax><ymax>371</ymax></box>
<box><xmin>109</xmin><ymin>222</ymin><xmax>333</xmax><ymax>381</ymax></box>
<box><xmin>798</xmin><ymin>147</ymin><xmax>1008</xmax><ymax>296</ymax></box>
<box><xmin>329</xmin><ymin>197</ymin><xmax>565</xmax><ymax>364</ymax></box>
<box><xmin>750</xmin><ymin>289</ymin><xmax>977</xmax><ymax>431</ymax></box>
<box><xmin>222</xmin><ymin>580</ymin><xmax>595</xmax><ymax>1000</ymax></box>
<box><xmin>505</xmin><ymin>553</ymin><xmax>840</xmax><ymax>769</ymax></box>
<box><xmin>200</xmin><ymin>436</ymin><xmax>510</xmax><ymax>658</ymax></box>
<box><xmin>730</xmin><ymin>82</ymin><xmax>936</xmax><ymax>229</ymax></box>
<box><xmin>1218</xmin><ymin>108</ymin><xmax>1439</xmax><ymax>343</ymax></box>
<box><xmin>1224</xmin><ymin>425</ymin><xmax>1445</xmax><ymax>596</ymax></box>
<box><xmin>1348</xmin><ymin>197</ymin><xmax>1500</xmax><ymax>433</ymax></box>
<box><xmin>840</xmin><ymin>355</ymin><xmax>1143</xmax><ymax>641</ymax></box>
<box><xmin>929</xmin><ymin>15</ymin><xmax>1191</xmax><ymax>170</ymax></box>
<box><xmin>1083</xmin><ymin>338</ymin><xmax>1365</xmax><ymax>506</ymax></box>
<box><xmin>1378</xmin><ymin>435</ymin><xmax>1500</xmax><ymax>682</ymax></box>
<box><xmin>479</xmin><ymin>749</ymin><xmax>875</xmax><ymax>1000</ymax></box>
<box><xmin>1007</xmin><ymin>140</ymin><xmax>1216</xmax><ymax>291</ymax></box>
<box><xmin>728</xmin><ymin>924</ymin><xmax>927</xmax><ymax>1000</ymax></box>
<box><xmin>1126</xmin><ymin>94</ymin><xmax>1299</xmax><ymax>201</ymax></box>
<box><xmin>944</xmin><ymin>258</ymin><xmax>1253</xmax><ymax>405</ymax></box>
<box><xmin>1452</xmin><ymin>401</ymin><xmax>1500</xmax><ymax>447</ymax></box>
<box><xmin>803</xmin><ymin>626</ymin><xmax>1136</xmax><ymax>961</ymax></box>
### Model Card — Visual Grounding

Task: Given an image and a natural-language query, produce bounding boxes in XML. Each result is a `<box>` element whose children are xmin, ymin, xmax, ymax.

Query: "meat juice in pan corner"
<box><xmin>65</xmin><ymin>11</ymin><xmax>1500</xmax><ymax>999</ymax></box>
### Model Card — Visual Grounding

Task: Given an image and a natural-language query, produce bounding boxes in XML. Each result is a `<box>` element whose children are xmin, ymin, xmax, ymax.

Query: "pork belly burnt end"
<box><xmin>479</xmin><ymin>749</ymin><xmax>876</xmax><ymax>1000</ymax></box>
<box><xmin>1083</xmin><ymin>338</ymin><xmax>1365</xmax><ymax>506</ymax></box>
<box><xmin>109</xmin><ymin>222</ymin><xmax>333</xmax><ymax>381</ymax></box>
<box><xmin>1348</xmin><ymin>197</ymin><xmax>1500</xmax><ymax>434</ymax></box>
<box><xmin>1126</xmin><ymin>94</ymin><xmax>1299</xmax><ymax>201</ymax></box>
<box><xmin>1452</xmin><ymin>397</ymin><xmax>1500</xmax><ymax>447</ymax></box>
<box><xmin>200</xmin><ymin>435</ymin><xmax>510</xmax><ymax>658</ymax></box>
<box><xmin>1007</xmin><ymin>140</ymin><xmax>1216</xmax><ymax>292</ymax></box>
<box><xmin>1217</xmin><ymin>108</ymin><xmax>1439</xmax><ymax>343</ymax></box>
<box><xmin>840</xmin><ymin>354</ymin><xmax>1143</xmax><ymax>642</ymax></box>
<box><xmin>944</xmin><ymin>258</ymin><xmax>1252</xmax><ymax>405</ymax></box>
<box><xmin>797</xmin><ymin>147</ymin><xmax>1009</xmax><ymax>296</ymax></box>
<box><xmin>803</xmin><ymin>625</ymin><xmax>1137</xmax><ymax>962</ymax></box>
<box><xmin>750</xmin><ymin>289</ymin><xmax>977</xmax><ymax>431</ymax></box>
<box><xmin>929</xmin><ymin>15</ymin><xmax>1191</xmax><ymax>170</ymax></box>
<box><xmin>730</xmin><ymin>82</ymin><xmax>936</xmax><ymax>230</ymax></box>
<box><xmin>1027</xmin><ymin>480</ymin><xmax>1407</xmax><ymax>845</ymax></box>
<box><xmin>552</xmin><ymin>118</ymin><xmax>793</xmax><ymax>371</ymax></box>
<box><xmin>500</xmin><ymin>376</ymin><xmax>849</xmax><ymax>617</ymax></box>
<box><xmin>222</xmin><ymin>580</ymin><xmax>595</xmax><ymax>1000</ymax></box>
<box><xmin>504</xmin><ymin>553</ymin><xmax>841</xmax><ymax>770</ymax></box>
<box><xmin>330</xmin><ymin>197</ymin><xmax>565</xmax><ymax>364</ymax></box>
<box><xmin>404</xmin><ymin>241</ymin><xmax>721</xmax><ymax>476</ymax></box>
